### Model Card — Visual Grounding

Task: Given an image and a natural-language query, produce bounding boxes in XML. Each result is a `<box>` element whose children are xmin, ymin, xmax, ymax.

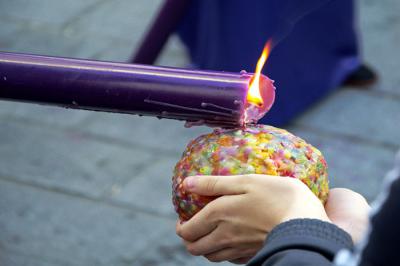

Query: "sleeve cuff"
<box><xmin>248</xmin><ymin>219</ymin><xmax>353</xmax><ymax>265</ymax></box>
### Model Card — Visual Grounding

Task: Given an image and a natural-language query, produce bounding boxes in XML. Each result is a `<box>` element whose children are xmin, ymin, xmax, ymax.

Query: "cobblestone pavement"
<box><xmin>0</xmin><ymin>0</ymin><xmax>399</xmax><ymax>265</ymax></box>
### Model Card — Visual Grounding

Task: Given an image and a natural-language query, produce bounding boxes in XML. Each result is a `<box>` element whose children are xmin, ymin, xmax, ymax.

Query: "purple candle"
<box><xmin>0</xmin><ymin>52</ymin><xmax>275</xmax><ymax>127</ymax></box>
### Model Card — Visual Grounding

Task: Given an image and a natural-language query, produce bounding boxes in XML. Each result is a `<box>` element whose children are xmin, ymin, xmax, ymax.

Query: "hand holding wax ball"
<box><xmin>172</xmin><ymin>42</ymin><xmax>331</xmax><ymax>264</ymax></box>
<box><xmin>172</xmin><ymin>125</ymin><xmax>329</xmax><ymax>221</ymax></box>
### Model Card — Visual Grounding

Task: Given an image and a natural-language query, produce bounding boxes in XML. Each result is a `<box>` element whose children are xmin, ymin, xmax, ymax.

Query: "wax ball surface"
<box><xmin>172</xmin><ymin>125</ymin><xmax>329</xmax><ymax>221</ymax></box>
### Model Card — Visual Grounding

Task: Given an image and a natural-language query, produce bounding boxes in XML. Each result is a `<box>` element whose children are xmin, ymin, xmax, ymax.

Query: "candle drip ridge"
<box><xmin>200</xmin><ymin>102</ymin><xmax>239</xmax><ymax>114</ymax></box>
<box><xmin>144</xmin><ymin>98</ymin><xmax>233</xmax><ymax>117</ymax></box>
<box><xmin>160</xmin><ymin>111</ymin><xmax>228</xmax><ymax>120</ymax></box>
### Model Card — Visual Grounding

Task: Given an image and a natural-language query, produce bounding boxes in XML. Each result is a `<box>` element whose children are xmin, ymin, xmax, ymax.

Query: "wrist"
<box><xmin>248</xmin><ymin>219</ymin><xmax>353</xmax><ymax>266</ymax></box>
<box><xmin>280</xmin><ymin>207</ymin><xmax>332</xmax><ymax>226</ymax></box>
<box><xmin>267</xmin><ymin>218</ymin><xmax>353</xmax><ymax>251</ymax></box>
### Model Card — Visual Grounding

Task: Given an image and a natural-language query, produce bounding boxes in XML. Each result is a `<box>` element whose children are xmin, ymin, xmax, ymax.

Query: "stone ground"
<box><xmin>0</xmin><ymin>0</ymin><xmax>399</xmax><ymax>265</ymax></box>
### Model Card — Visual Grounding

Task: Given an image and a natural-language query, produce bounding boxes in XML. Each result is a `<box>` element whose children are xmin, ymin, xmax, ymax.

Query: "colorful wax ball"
<box><xmin>172</xmin><ymin>125</ymin><xmax>329</xmax><ymax>221</ymax></box>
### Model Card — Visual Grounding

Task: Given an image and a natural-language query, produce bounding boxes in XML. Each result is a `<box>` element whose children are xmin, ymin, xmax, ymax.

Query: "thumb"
<box><xmin>183</xmin><ymin>175</ymin><xmax>247</xmax><ymax>196</ymax></box>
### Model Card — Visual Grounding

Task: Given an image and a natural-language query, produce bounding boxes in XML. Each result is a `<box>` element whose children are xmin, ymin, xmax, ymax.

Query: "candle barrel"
<box><xmin>0</xmin><ymin>52</ymin><xmax>270</xmax><ymax>127</ymax></box>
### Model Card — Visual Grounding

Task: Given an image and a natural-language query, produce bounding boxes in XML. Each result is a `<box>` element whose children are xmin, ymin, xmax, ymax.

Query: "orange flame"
<box><xmin>247</xmin><ymin>40</ymin><xmax>272</xmax><ymax>106</ymax></box>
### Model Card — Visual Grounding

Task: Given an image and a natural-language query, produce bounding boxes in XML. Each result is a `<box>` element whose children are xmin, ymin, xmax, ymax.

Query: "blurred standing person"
<box><xmin>177</xmin><ymin>0</ymin><xmax>377</xmax><ymax>126</ymax></box>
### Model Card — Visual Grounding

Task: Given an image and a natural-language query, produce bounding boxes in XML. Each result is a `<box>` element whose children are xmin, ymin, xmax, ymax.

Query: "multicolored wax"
<box><xmin>172</xmin><ymin>124</ymin><xmax>329</xmax><ymax>221</ymax></box>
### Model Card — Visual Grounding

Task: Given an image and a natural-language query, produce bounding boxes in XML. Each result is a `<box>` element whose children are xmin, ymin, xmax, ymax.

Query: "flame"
<box><xmin>247</xmin><ymin>40</ymin><xmax>272</xmax><ymax>106</ymax></box>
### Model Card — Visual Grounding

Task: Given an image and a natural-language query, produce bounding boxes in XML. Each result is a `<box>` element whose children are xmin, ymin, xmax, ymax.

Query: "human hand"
<box><xmin>175</xmin><ymin>174</ymin><xmax>331</xmax><ymax>264</ymax></box>
<box><xmin>324</xmin><ymin>188</ymin><xmax>370</xmax><ymax>243</ymax></box>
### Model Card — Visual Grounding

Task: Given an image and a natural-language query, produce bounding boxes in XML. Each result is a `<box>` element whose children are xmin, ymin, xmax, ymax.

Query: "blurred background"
<box><xmin>0</xmin><ymin>0</ymin><xmax>399</xmax><ymax>265</ymax></box>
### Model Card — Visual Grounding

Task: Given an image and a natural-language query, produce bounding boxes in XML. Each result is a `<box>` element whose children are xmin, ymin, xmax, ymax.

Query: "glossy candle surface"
<box><xmin>0</xmin><ymin>52</ymin><xmax>274</xmax><ymax>127</ymax></box>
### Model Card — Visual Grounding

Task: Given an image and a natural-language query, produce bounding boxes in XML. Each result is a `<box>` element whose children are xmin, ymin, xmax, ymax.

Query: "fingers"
<box><xmin>204</xmin><ymin>247</ymin><xmax>256</xmax><ymax>263</ymax></box>
<box><xmin>325</xmin><ymin>188</ymin><xmax>370</xmax><ymax>243</ymax></box>
<box><xmin>184</xmin><ymin>233</ymin><xmax>224</xmax><ymax>256</ymax></box>
<box><xmin>326</xmin><ymin>188</ymin><xmax>370</xmax><ymax>216</ymax></box>
<box><xmin>183</xmin><ymin>174</ymin><xmax>296</xmax><ymax>197</ymax></box>
<box><xmin>329</xmin><ymin>188</ymin><xmax>369</xmax><ymax>206</ymax></box>
<box><xmin>184</xmin><ymin>175</ymin><xmax>248</xmax><ymax>196</ymax></box>
<box><xmin>176</xmin><ymin>201</ymin><xmax>220</xmax><ymax>242</ymax></box>
<box><xmin>183</xmin><ymin>224</ymin><xmax>230</xmax><ymax>255</ymax></box>
<box><xmin>176</xmin><ymin>190</ymin><xmax>242</xmax><ymax>242</ymax></box>
<box><xmin>230</xmin><ymin>256</ymin><xmax>253</xmax><ymax>264</ymax></box>
<box><xmin>183</xmin><ymin>223</ymin><xmax>260</xmax><ymax>259</ymax></box>
<box><xmin>204</xmin><ymin>248</ymin><xmax>242</xmax><ymax>263</ymax></box>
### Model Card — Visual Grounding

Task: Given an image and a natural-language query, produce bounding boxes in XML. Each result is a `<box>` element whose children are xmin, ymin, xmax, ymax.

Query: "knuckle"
<box><xmin>238</xmin><ymin>174</ymin><xmax>251</xmax><ymax>185</ymax></box>
<box><xmin>287</xmin><ymin>177</ymin><xmax>305</xmax><ymax>189</ymax></box>
<box><xmin>184</xmin><ymin>233</ymin><xmax>196</xmax><ymax>242</ymax></box>
<box><xmin>230</xmin><ymin>257</ymin><xmax>250</xmax><ymax>265</ymax></box>
<box><xmin>186</xmin><ymin>244</ymin><xmax>201</xmax><ymax>256</ymax></box>
<box><xmin>229</xmin><ymin>235</ymin><xmax>241</xmax><ymax>247</ymax></box>
<box><xmin>287</xmin><ymin>181</ymin><xmax>306</xmax><ymax>197</ymax></box>
<box><xmin>205</xmin><ymin>178</ymin><xmax>219</xmax><ymax>193</ymax></box>
<box><xmin>217</xmin><ymin>232</ymin><xmax>235</xmax><ymax>248</ymax></box>
<box><xmin>175</xmin><ymin>222</ymin><xmax>182</xmax><ymax>234</ymax></box>
<box><xmin>176</xmin><ymin>226</ymin><xmax>183</xmax><ymax>237</ymax></box>
<box><xmin>243</xmin><ymin>247</ymin><xmax>259</xmax><ymax>257</ymax></box>
<box><xmin>205</xmin><ymin>200</ymin><xmax>223</xmax><ymax>221</ymax></box>
<box><xmin>175</xmin><ymin>223</ymin><xmax>179</xmax><ymax>233</ymax></box>
<box><xmin>235</xmin><ymin>175</ymin><xmax>252</xmax><ymax>191</ymax></box>
<box><xmin>177</xmin><ymin>228</ymin><xmax>192</xmax><ymax>241</ymax></box>
<box><xmin>217</xmin><ymin>237</ymin><xmax>229</xmax><ymax>248</ymax></box>
<box><xmin>206</xmin><ymin>253</ymin><xmax>223</xmax><ymax>263</ymax></box>
<box><xmin>206</xmin><ymin>206</ymin><xmax>217</xmax><ymax>220</ymax></box>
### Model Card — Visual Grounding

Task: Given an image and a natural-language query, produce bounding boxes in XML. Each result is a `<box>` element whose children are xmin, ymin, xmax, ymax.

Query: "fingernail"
<box><xmin>184</xmin><ymin>176</ymin><xmax>197</xmax><ymax>189</ymax></box>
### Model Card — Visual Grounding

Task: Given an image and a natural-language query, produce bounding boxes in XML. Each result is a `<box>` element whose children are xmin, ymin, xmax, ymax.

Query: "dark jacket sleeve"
<box><xmin>359</xmin><ymin>175</ymin><xmax>400</xmax><ymax>266</ymax></box>
<box><xmin>247</xmin><ymin>219</ymin><xmax>353</xmax><ymax>266</ymax></box>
